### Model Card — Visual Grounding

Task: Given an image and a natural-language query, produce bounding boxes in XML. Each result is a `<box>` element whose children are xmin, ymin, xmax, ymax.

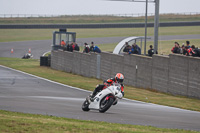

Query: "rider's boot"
<box><xmin>86</xmin><ymin>93</ymin><xmax>94</xmax><ymax>103</ymax></box>
<box><xmin>87</xmin><ymin>85</ymin><xmax>103</xmax><ymax>102</ymax></box>
<box><xmin>89</xmin><ymin>93</ymin><xmax>95</xmax><ymax>102</ymax></box>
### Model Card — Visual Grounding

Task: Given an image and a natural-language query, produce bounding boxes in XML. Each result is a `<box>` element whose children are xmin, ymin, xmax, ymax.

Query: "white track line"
<box><xmin>42</xmin><ymin>50</ymin><xmax>51</xmax><ymax>57</ymax></box>
<box><xmin>0</xmin><ymin>65</ymin><xmax>90</xmax><ymax>93</ymax></box>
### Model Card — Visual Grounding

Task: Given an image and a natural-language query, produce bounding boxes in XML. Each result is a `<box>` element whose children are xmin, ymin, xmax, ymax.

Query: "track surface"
<box><xmin>0</xmin><ymin>34</ymin><xmax>199</xmax><ymax>59</ymax></box>
<box><xmin>0</xmin><ymin>65</ymin><xmax>200</xmax><ymax>131</ymax></box>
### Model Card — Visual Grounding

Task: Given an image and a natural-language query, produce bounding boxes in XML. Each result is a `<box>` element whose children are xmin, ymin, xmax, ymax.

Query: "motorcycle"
<box><xmin>82</xmin><ymin>83</ymin><xmax>123</xmax><ymax>113</ymax></box>
<box><xmin>22</xmin><ymin>53</ymin><xmax>33</xmax><ymax>59</ymax></box>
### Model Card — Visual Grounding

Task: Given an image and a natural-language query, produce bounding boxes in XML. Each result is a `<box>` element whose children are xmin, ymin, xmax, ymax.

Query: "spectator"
<box><xmin>171</xmin><ymin>42</ymin><xmax>181</xmax><ymax>54</ymax></box>
<box><xmin>148</xmin><ymin>45</ymin><xmax>157</xmax><ymax>57</ymax></box>
<box><xmin>194</xmin><ymin>47</ymin><xmax>200</xmax><ymax>57</ymax></box>
<box><xmin>61</xmin><ymin>40</ymin><xmax>66</xmax><ymax>47</ymax></box>
<box><xmin>74</xmin><ymin>43</ymin><xmax>80</xmax><ymax>51</ymax></box>
<box><xmin>123</xmin><ymin>42</ymin><xmax>130</xmax><ymax>53</ymax></box>
<box><xmin>93</xmin><ymin>46</ymin><xmax>101</xmax><ymax>53</ymax></box>
<box><xmin>128</xmin><ymin>45</ymin><xmax>135</xmax><ymax>54</ymax></box>
<box><xmin>186</xmin><ymin>41</ymin><xmax>191</xmax><ymax>48</ymax></box>
<box><xmin>69</xmin><ymin>43</ymin><xmax>73</xmax><ymax>52</ymax></box>
<box><xmin>65</xmin><ymin>43</ymin><xmax>73</xmax><ymax>52</ymax></box>
<box><xmin>90</xmin><ymin>42</ymin><xmax>95</xmax><ymax>52</ymax></box>
<box><xmin>180</xmin><ymin>45</ymin><xmax>188</xmax><ymax>55</ymax></box>
<box><xmin>130</xmin><ymin>43</ymin><xmax>141</xmax><ymax>55</ymax></box>
<box><xmin>190</xmin><ymin>45</ymin><xmax>199</xmax><ymax>57</ymax></box>
<box><xmin>66</xmin><ymin>44</ymin><xmax>70</xmax><ymax>51</ymax></box>
<box><xmin>72</xmin><ymin>42</ymin><xmax>75</xmax><ymax>50</ymax></box>
<box><xmin>83</xmin><ymin>43</ymin><xmax>90</xmax><ymax>53</ymax></box>
<box><xmin>184</xmin><ymin>46</ymin><xmax>191</xmax><ymax>56</ymax></box>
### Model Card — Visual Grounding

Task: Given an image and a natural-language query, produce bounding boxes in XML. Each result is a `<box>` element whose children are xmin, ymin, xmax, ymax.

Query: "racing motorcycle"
<box><xmin>82</xmin><ymin>83</ymin><xmax>123</xmax><ymax>113</ymax></box>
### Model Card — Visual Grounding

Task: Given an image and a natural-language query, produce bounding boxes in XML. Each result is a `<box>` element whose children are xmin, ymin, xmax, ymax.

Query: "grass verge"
<box><xmin>1</xmin><ymin>14</ymin><xmax>200</xmax><ymax>24</ymax></box>
<box><xmin>0</xmin><ymin>57</ymin><xmax>200</xmax><ymax>112</ymax></box>
<box><xmin>0</xmin><ymin>26</ymin><xmax>200</xmax><ymax>42</ymax></box>
<box><xmin>1</xmin><ymin>110</ymin><xmax>199</xmax><ymax>133</ymax></box>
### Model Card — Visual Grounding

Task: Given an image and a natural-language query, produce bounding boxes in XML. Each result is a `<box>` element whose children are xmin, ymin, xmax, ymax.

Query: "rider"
<box><xmin>89</xmin><ymin>73</ymin><xmax>125</xmax><ymax>101</ymax></box>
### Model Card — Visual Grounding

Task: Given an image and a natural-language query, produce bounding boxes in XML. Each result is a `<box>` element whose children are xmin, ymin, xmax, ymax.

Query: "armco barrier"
<box><xmin>51</xmin><ymin>50</ymin><xmax>200</xmax><ymax>99</ymax></box>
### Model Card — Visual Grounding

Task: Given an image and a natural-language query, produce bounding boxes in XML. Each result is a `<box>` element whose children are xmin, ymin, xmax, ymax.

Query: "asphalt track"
<box><xmin>0</xmin><ymin>34</ymin><xmax>199</xmax><ymax>59</ymax></box>
<box><xmin>0</xmin><ymin>65</ymin><xmax>200</xmax><ymax>131</ymax></box>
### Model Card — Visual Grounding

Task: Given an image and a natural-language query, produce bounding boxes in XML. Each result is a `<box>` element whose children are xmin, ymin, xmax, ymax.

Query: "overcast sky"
<box><xmin>1</xmin><ymin>0</ymin><xmax>200</xmax><ymax>15</ymax></box>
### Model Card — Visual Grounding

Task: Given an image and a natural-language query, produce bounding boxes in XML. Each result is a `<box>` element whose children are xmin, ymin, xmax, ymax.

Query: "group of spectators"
<box><xmin>123</xmin><ymin>42</ymin><xmax>157</xmax><ymax>57</ymax></box>
<box><xmin>83</xmin><ymin>42</ymin><xmax>101</xmax><ymax>53</ymax></box>
<box><xmin>60</xmin><ymin>40</ymin><xmax>101</xmax><ymax>53</ymax></box>
<box><xmin>61</xmin><ymin>40</ymin><xmax>200</xmax><ymax>57</ymax></box>
<box><xmin>123</xmin><ymin>42</ymin><xmax>141</xmax><ymax>55</ymax></box>
<box><xmin>122</xmin><ymin>40</ymin><xmax>200</xmax><ymax>57</ymax></box>
<box><xmin>61</xmin><ymin>41</ymin><xmax>80</xmax><ymax>52</ymax></box>
<box><xmin>171</xmin><ymin>41</ymin><xmax>200</xmax><ymax>57</ymax></box>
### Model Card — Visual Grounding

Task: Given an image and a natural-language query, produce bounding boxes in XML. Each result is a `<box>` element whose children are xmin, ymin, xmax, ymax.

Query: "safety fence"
<box><xmin>51</xmin><ymin>50</ymin><xmax>200</xmax><ymax>99</ymax></box>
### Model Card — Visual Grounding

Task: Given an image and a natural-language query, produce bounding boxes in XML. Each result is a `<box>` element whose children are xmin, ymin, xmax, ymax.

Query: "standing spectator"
<box><xmin>171</xmin><ymin>42</ymin><xmax>180</xmax><ymax>54</ymax></box>
<box><xmin>128</xmin><ymin>45</ymin><xmax>135</xmax><ymax>54</ymax></box>
<box><xmin>184</xmin><ymin>46</ymin><xmax>191</xmax><ymax>56</ymax></box>
<box><xmin>83</xmin><ymin>43</ymin><xmax>90</xmax><ymax>53</ymax></box>
<box><xmin>123</xmin><ymin>42</ymin><xmax>130</xmax><ymax>53</ymax></box>
<box><xmin>69</xmin><ymin>43</ymin><xmax>73</xmax><ymax>52</ymax></box>
<box><xmin>72</xmin><ymin>42</ymin><xmax>75</xmax><ymax>50</ymax></box>
<box><xmin>180</xmin><ymin>45</ymin><xmax>188</xmax><ymax>55</ymax></box>
<box><xmin>66</xmin><ymin>44</ymin><xmax>70</xmax><ymax>51</ymax></box>
<box><xmin>66</xmin><ymin>43</ymin><xmax>73</xmax><ymax>52</ymax></box>
<box><xmin>61</xmin><ymin>40</ymin><xmax>66</xmax><ymax>47</ymax></box>
<box><xmin>189</xmin><ymin>45</ymin><xmax>197</xmax><ymax>56</ymax></box>
<box><xmin>148</xmin><ymin>45</ymin><xmax>157</xmax><ymax>57</ymax></box>
<box><xmin>131</xmin><ymin>43</ymin><xmax>141</xmax><ymax>55</ymax></box>
<box><xmin>93</xmin><ymin>46</ymin><xmax>101</xmax><ymax>53</ymax></box>
<box><xmin>194</xmin><ymin>47</ymin><xmax>200</xmax><ymax>57</ymax></box>
<box><xmin>90</xmin><ymin>42</ymin><xmax>95</xmax><ymax>52</ymax></box>
<box><xmin>186</xmin><ymin>41</ymin><xmax>191</xmax><ymax>48</ymax></box>
<box><xmin>74</xmin><ymin>43</ymin><xmax>80</xmax><ymax>51</ymax></box>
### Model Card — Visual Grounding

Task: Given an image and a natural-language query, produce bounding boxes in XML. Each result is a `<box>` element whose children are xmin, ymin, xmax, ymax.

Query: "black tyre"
<box><xmin>113</xmin><ymin>100</ymin><xmax>118</xmax><ymax>105</ymax></box>
<box><xmin>82</xmin><ymin>100</ymin><xmax>90</xmax><ymax>111</ymax></box>
<box><xmin>99</xmin><ymin>96</ymin><xmax>114</xmax><ymax>113</ymax></box>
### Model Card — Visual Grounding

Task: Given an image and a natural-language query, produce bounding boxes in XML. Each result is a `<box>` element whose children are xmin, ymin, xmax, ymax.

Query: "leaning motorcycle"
<box><xmin>82</xmin><ymin>83</ymin><xmax>123</xmax><ymax>113</ymax></box>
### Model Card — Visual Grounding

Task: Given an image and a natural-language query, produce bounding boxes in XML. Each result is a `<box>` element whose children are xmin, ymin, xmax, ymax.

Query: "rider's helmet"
<box><xmin>115</xmin><ymin>73</ymin><xmax>124</xmax><ymax>83</ymax></box>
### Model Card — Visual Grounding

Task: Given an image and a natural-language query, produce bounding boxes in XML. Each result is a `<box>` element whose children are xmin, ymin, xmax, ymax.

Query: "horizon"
<box><xmin>1</xmin><ymin>0</ymin><xmax>200</xmax><ymax>16</ymax></box>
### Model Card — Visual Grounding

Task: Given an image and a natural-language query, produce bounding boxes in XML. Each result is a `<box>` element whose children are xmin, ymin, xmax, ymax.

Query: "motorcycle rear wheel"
<box><xmin>82</xmin><ymin>100</ymin><xmax>90</xmax><ymax>111</ymax></box>
<box><xmin>99</xmin><ymin>96</ymin><xmax>114</xmax><ymax>113</ymax></box>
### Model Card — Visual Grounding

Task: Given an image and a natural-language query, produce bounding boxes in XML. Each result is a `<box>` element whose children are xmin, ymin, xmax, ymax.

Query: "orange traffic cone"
<box><xmin>11</xmin><ymin>48</ymin><xmax>14</xmax><ymax>53</ymax></box>
<box><xmin>28</xmin><ymin>48</ymin><xmax>31</xmax><ymax>53</ymax></box>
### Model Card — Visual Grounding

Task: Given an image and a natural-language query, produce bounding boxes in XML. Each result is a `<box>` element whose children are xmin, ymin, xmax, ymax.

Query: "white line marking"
<box><xmin>0</xmin><ymin>65</ymin><xmax>90</xmax><ymax>93</ymax></box>
<box><xmin>42</xmin><ymin>51</ymin><xmax>51</xmax><ymax>57</ymax></box>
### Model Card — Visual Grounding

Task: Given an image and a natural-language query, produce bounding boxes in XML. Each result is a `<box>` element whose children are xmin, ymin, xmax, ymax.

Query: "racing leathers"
<box><xmin>90</xmin><ymin>78</ymin><xmax>124</xmax><ymax>99</ymax></box>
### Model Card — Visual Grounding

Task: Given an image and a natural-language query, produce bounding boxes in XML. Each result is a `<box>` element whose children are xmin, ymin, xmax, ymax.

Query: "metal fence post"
<box><xmin>96</xmin><ymin>54</ymin><xmax>101</xmax><ymax>79</ymax></box>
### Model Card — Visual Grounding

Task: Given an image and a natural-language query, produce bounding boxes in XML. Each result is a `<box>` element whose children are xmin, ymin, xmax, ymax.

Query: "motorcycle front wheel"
<box><xmin>82</xmin><ymin>100</ymin><xmax>90</xmax><ymax>111</ymax></box>
<box><xmin>99</xmin><ymin>96</ymin><xmax>114</xmax><ymax>113</ymax></box>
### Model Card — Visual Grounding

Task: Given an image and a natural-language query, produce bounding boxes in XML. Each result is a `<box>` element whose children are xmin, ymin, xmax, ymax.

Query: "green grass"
<box><xmin>0</xmin><ymin>57</ymin><xmax>200</xmax><ymax>112</ymax></box>
<box><xmin>1</xmin><ymin>14</ymin><xmax>200</xmax><ymax>24</ymax></box>
<box><xmin>0</xmin><ymin>26</ymin><xmax>200</xmax><ymax>42</ymax></box>
<box><xmin>1</xmin><ymin>110</ymin><xmax>199</xmax><ymax>133</ymax></box>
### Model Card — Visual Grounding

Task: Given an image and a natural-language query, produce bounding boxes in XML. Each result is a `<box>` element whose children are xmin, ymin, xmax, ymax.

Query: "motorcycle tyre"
<box><xmin>82</xmin><ymin>100</ymin><xmax>90</xmax><ymax>111</ymax></box>
<box><xmin>99</xmin><ymin>97</ymin><xmax>114</xmax><ymax>113</ymax></box>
